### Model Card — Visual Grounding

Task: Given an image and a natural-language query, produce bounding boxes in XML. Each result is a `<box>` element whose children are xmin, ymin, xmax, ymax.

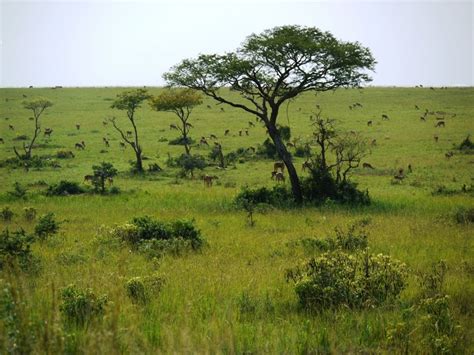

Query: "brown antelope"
<box><xmin>220</xmin><ymin>107</ymin><xmax>225</xmax><ymax>112</ymax></box>
<box><xmin>185</xmin><ymin>123</ymin><xmax>194</xmax><ymax>128</ymax></box>
<box><xmin>367</xmin><ymin>120</ymin><xmax>373</xmax><ymax>126</ymax></box>
<box><xmin>76</xmin><ymin>123</ymin><xmax>80</xmax><ymax>130</ymax></box>
<box><xmin>274</xmin><ymin>162</ymin><xmax>285</xmax><ymax>172</ymax></box>
<box><xmin>102</xmin><ymin>120</ymin><xmax>108</xmax><ymax>126</ymax></box>
<box><xmin>302</xmin><ymin>161</ymin><xmax>311</xmax><ymax>171</ymax></box>
<box><xmin>75</xmin><ymin>141</ymin><xmax>85</xmax><ymax>150</ymax></box>
<box><xmin>247</xmin><ymin>146</ymin><xmax>255</xmax><ymax>153</ymax></box>
<box><xmin>248</xmin><ymin>121</ymin><xmax>255</xmax><ymax>127</ymax></box>
<box><xmin>103</xmin><ymin>138</ymin><xmax>110</xmax><ymax>147</ymax></box>
<box><xmin>287</xmin><ymin>142</ymin><xmax>295</xmax><ymax>148</ymax></box>
<box><xmin>371</xmin><ymin>139</ymin><xmax>377</xmax><ymax>146</ymax></box>
<box><xmin>83</xmin><ymin>175</ymin><xmax>94</xmax><ymax>183</ymax></box>
<box><xmin>445</xmin><ymin>151</ymin><xmax>454</xmax><ymax>159</ymax></box>
<box><xmin>245</xmin><ymin>129</ymin><xmax>249</xmax><ymax>136</ymax></box>
<box><xmin>170</xmin><ymin>124</ymin><xmax>178</xmax><ymax>130</ymax></box>
<box><xmin>119</xmin><ymin>142</ymin><xmax>126</xmax><ymax>149</ymax></box>
<box><xmin>382</xmin><ymin>114</ymin><xmax>389</xmax><ymax>120</ymax></box>
<box><xmin>275</xmin><ymin>172</ymin><xmax>285</xmax><ymax>182</ymax></box>
<box><xmin>239</xmin><ymin>130</ymin><xmax>242</xmax><ymax>136</ymax></box>
<box><xmin>408</xmin><ymin>164</ymin><xmax>412</xmax><ymax>173</ymax></box>
<box><xmin>415</xmin><ymin>105</ymin><xmax>420</xmax><ymax>110</ymax></box>
<box><xmin>206</xmin><ymin>105</ymin><xmax>212</xmax><ymax>109</ymax></box>
<box><xmin>107</xmin><ymin>177</ymin><xmax>114</xmax><ymax>185</ymax></box>
<box><xmin>224</xmin><ymin>129</ymin><xmax>230</xmax><ymax>136</ymax></box>
<box><xmin>29</xmin><ymin>117</ymin><xmax>34</xmax><ymax>121</ymax></box>
<box><xmin>44</xmin><ymin>128</ymin><xmax>53</xmax><ymax>137</ymax></box>
<box><xmin>126</xmin><ymin>130</ymin><xmax>133</xmax><ymax>137</ymax></box>
<box><xmin>362</xmin><ymin>162</ymin><xmax>375</xmax><ymax>169</ymax></box>
<box><xmin>434</xmin><ymin>135</ymin><xmax>439</xmax><ymax>142</ymax></box>
<box><xmin>435</xmin><ymin>121</ymin><xmax>445</xmax><ymax>127</ymax></box>
<box><xmin>271</xmin><ymin>171</ymin><xmax>277</xmax><ymax>180</ymax></box>
<box><xmin>0</xmin><ymin>138</ymin><xmax>4</xmax><ymax>144</ymax></box>
<box><xmin>203</xmin><ymin>175</ymin><xmax>218</xmax><ymax>187</ymax></box>
<box><xmin>9</xmin><ymin>124</ymin><xmax>14</xmax><ymax>130</ymax></box>
<box><xmin>200</xmin><ymin>137</ymin><xmax>209</xmax><ymax>146</ymax></box>
<box><xmin>420</xmin><ymin>116</ymin><xmax>426</xmax><ymax>121</ymax></box>
<box><xmin>210</xmin><ymin>134</ymin><xmax>217</xmax><ymax>139</ymax></box>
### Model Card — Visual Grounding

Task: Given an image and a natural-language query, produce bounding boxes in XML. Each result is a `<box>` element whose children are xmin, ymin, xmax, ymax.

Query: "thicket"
<box><xmin>46</xmin><ymin>181</ymin><xmax>85</xmax><ymax>196</ymax></box>
<box><xmin>60</xmin><ymin>285</ymin><xmax>108</xmax><ymax>327</ymax></box>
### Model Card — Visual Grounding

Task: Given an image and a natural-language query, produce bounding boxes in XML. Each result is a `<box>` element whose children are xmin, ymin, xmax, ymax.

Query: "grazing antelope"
<box><xmin>302</xmin><ymin>161</ymin><xmax>311</xmax><ymax>171</ymax></box>
<box><xmin>248</xmin><ymin>121</ymin><xmax>255</xmax><ymax>127</ymax></box>
<box><xmin>126</xmin><ymin>130</ymin><xmax>133</xmax><ymax>137</ymax></box>
<box><xmin>170</xmin><ymin>124</ymin><xmax>178</xmax><ymax>130</ymax></box>
<box><xmin>367</xmin><ymin>120</ymin><xmax>373</xmax><ymax>126</ymax></box>
<box><xmin>220</xmin><ymin>107</ymin><xmax>225</xmax><ymax>112</ymax></box>
<box><xmin>203</xmin><ymin>175</ymin><xmax>218</xmax><ymax>187</ymax></box>
<box><xmin>434</xmin><ymin>135</ymin><xmax>439</xmax><ymax>142</ymax></box>
<box><xmin>224</xmin><ymin>129</ymin><xmax>230</xmax><ymax>136</ymax></box>
<box><xmin>75</xmin><ymin>141</ymin><xmax>85</xmax><ymax>150</ymax></box>
<box><xmin>362</xmin><ymin>162</ymin><xmax>375</xmax><ymax>169</ymax></box>
<box><xmin>408</xmin><ymin>164</ymin><xmax>412</xmax><ymax>173</ymax></box>
<box><xmin>107</xmin><ymin>177</ymin><xmax>114</xmax><ymax>185</ymax></box>
<box><xmin>206</xmin><ymin>105</ymin><xmax>212</xmax><ymax>109</ymax></box>
<box><xmin>445</xmin><ymin>151</ymin><xmax>454</xmax><ymax>159</ymax></box>
<box><xmin>245</xmin><ymin>129</ymin><xmax>249</xmax><ymax>136</ymax></box>
<box><xmin>9</xmin><ymin>124</ymin><xmax>14</xmax><ymax>130</ymax></box>
<box><xmin>415</xmin><ymin>105</ymin><xmax>420</xmax><ymax>110</ymax></box>
<box><xmin>371</xmin><ymin>139</ymin><xmax>377</xmax><ymax>146</ymax></box>
<box><xmin>435</xmin><ymin>121</ymin><xmax>445</xmax><ymax>128</ymax></box>
<box><xmin>247</xmin><ymin>146</ymin><xmax>256</xmax><ymax>153</ymax></box>
<box><xmin>103</xmin><ymin>138</ymin><xmax>110</xmax><ymax>147</ymax></box>
<box><xmin>185</xmin><ymin>123</ymin><xmax>194</xmax><ymax>128</ymax></box>
<box><xmin>0</xmin><ymin>138</ymin><xmax>4</xmax><ymax>144</ymax></box>
<box><xmin>381</xmin><ymin>114</ymin><xmax>389</xmax><ymax>120</ymax></box>
<box><xmin>44</xmin><ymin>128</ymin><xmax>53</xmax><ymax>137</ymax></box>
<box><xmin>239</xmin><ymin>130</ymin><xmax>242</xmax><ymax>136</ymax></box>
<box><xmin>119</xmin><ymin>142</ymin><xmax>126</xmax><ymax>149</ymax></box>
<box><xmin>274</xmin><ymin>161</ymin><xmax>285</xmax><ymax>172</ymax></box>
<box><xmin>275</xmin><ymin>172</ymin><xmax>285</xmax><ymax>182</ymax></box>
<box><xmin>420</xmin><ymin>116</ymin><xmax>426</xmax><ymax>121</ymax></box>
<box><xmin>29</xmin><ymin>117</ymin><xmax>34</xmax><ymax>121</ymax></box>
<box><xmin>287</xmin><ymin>142</ymin><xmax>295</xmax><ymax>148</ymax></box>
<box><xmin>76</xmin><ymin>123</ymin><xmax>80</xmax><ymax>130</ymax></box>
<box><xmin>210</xmin><ymin>134</ymin><xmax>217</xmax><ymax>140</ymax></box>
<box><xmin>200</xmin><ymin>137</ymin><xmax>209</xmax><ymax>146</ymax></box>
<box><xmin>83</xmin><ymin>175</ymin><xmax>94</xmax><ymax>183</ymax></box>
<box><xmin>102</xmin><ymin>120</ymin><xmax>108</xmax><ymax>126</ymax></box>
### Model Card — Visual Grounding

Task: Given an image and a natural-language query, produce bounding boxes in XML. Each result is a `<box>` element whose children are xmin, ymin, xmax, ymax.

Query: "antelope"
<box><xmin>210</xmin><ymin>134</ymin><xmax>217</xmax><ymax>140</ymax></box>
<box><xmin>415</xmin><ymin>105</ymin><xmax>420</xmax><ymax>110</ymax></box>
<box><xmin>224</xmin><ymin>129</ymin><xmax>230</xmax><ymax>136</ymax></box>
<box><xmin>420</xmin><ymin>116</ymin><xmax>426</xmax><ymax>121</ymax></box>
<box><xmin>22</xmin><ymin>94</ymin><xmax>27</xmax><ymax>98</ymax></box>
<box><xmin>362</xmin><ymin>162</ymin><xmax>375</xmax><ymax>169</ymax></box>
<box><xmin>102</xmin><ymin>120</ymin><xmax>108</xmax><ymax>126</ymax></box>
<box><xmin>248</xmin><ymin>121</ymin><xmax>255</xmax><ymax>127</ymax></box>
<box><xmin>170</xmin><ymin>124</ymin><xmax>178</xmax><ymax>130</ymax></box>
<box><xmin>271</xmin><ymin>171</ymin><xmax>277</xmax><ymax>180</ymax></box>
<box><xmin>9</xmin><ymin>124</ymin><xmax>14</xmax><ymax>130</ymax></box>
<box><xmin>185</xmin><ymin>123</ymin><xmax>194</xmax><ymax>128</ymax></box>
<box><xmin>200</xmin><ymin>137</ymin><xmax>209</xmax><ymax>146</ymax></box>
<box><xmin>75</xmin><ymin>141</ymin><xmax>85</xmax><ymax>150</ymax></box>
<box><xmin>371</xmin><ymin>139</ymin><xmax>377</xmax><ymax>146</ymax></box>
<box><xmin>29</xmin><ymin>117</ymin><xmax>34</xmax><ymax>121</ymax></box>
<box><xmin>287</xmin><ymin>142</ymin><xmax>295</xmax><ymax>148</ymax></box>
<box><xmin>247</xmin><ymin>146</ymin><xmax>256</xmax><ymax>153</ymax></box>
<box><xmin>367</xmin><ymin>120</ymin><xmax>373</xmax><ymax>126</ymax></box>
<box><xmin>274</xmin><ymin>161</ymin><xmax>285</xmax><ymax>172</ymax></box>
<box><xmin>76</xmin><ymin>123</ymin><xmax>80</xmax><ymax>130</ymax></box>
<box><xmin>126</xmin><ymin>130</ymin><xmax>133</xmax><ymax>137</ymax></box>
<box><xmin>408</xmin><ymin>164</ymin><xmax>412</xmax><ymax>173</ymax></box>
<box><xmin>203</xmin><ymin>175</ymin><xmax>218</xmax><ymax>187</ymax></box>
<box><xmin>302</xmin><ymin>161</ymin><xmax>311</xmax><ymax>171</ymax></box>
<box><xmin>434</xmin><ymin>135</ymin><xmax>439</xmax><ymax>142</ymax></box>
<box><xmin>245</xmin><ymin>129</ymin><xmax>249</xmax><ymax>136</ymax></box>
<box><xmin>206</xmin><ymin>105</ymin><xmax>212</xmax><ymax>109</ymax></box>
<box><xmin>275</xmin><ymin>172</ymin><xmax>285</xmax><ymax>182</ymax></box>
<box><xmin>83</xmin><ymin>175</ymin><xmax>94</xmax><ymax>183</ymax></box>
<box><xmin>382</xmin><ymin>114</ymin><xmax>389</xmax><ymax>120</ymax></box>
<box><xmin>220</xmin><ymin>107</ymin><xmax>225</xmax><ymax>112</ymax></box>
<box><xmin>435</xmin><ymin>121</ymin><xmax>445</xmax><ymax>127</ymax></box>
<box><xmin>107</xmin><ymin>177</ymin><xmax>114</xmax><ymax>185</ymax></box>
<box><xmin>103</xmin><ymin>138</ymin><xmax>110</xmax><ymax>147</ymax></box>
<box><xmin>44</xmin><ymin>128</ymin><xmax>53</xmax><ymax>137</ymax></box>
<box><xmin>239</xmin><ymin>130</ymin><xmax>242</xmax><ymax>136</ymax></box>
<box><xmin>445</xmin><ymin>151</ymin><xmax>454</xmax><ymax>159</ymax></box>
<box><xmin>0</xmin><ymin>138</ymin><xmax>4</xmax><ymax>144</ymax></box>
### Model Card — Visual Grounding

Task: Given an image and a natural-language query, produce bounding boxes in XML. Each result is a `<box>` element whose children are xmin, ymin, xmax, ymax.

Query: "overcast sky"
<box><xmin>1</xmin><ymin>0</ymin><xmax>472</xmax><ymax>87</ymax></box>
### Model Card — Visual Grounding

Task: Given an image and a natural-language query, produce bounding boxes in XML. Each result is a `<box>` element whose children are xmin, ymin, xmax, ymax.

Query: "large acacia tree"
<box><xmin>164</xmin><ymin>25</ymin><xmax>375</xmax><ymax>204</ymax></box>
<box><xmin>149</xmin><ymin>89</ymin><xmax>202</xmax><ymax>155</ymax></box>
<box><xmin>109</xmin><ymin>89</ymin><xmax>151</xmax><ymax>173</ymax></box>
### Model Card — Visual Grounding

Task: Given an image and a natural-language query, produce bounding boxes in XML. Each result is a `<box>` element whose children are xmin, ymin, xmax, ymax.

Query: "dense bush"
<box><xmin>256</xmin><ymin>138</ymin><xmax>279</xmax><ymax>159</ymax></box>
<box><xmin>0</xmin><ymin>207</ymin><xmax>14</xmax><ymax>222</ymax></box>
<box><xmin>0</xmin><ymin>155</ymin><xmax>60</xmax><ymax>169</ymax></box>
<box><xmin>453</xmin><ymin>207</ymin><xmax>474</xmax><ymax>224</ymax></box>
<box><xmin>23</xmin><ymin>207</ymin><xmax>37</xmax><ymax>221</ymax></box>
<box><xmin>125</xmin><ymin>275</ymin><xmax>164</xmax><ymax>305</ymax></box>
<box><xmin>286</xmin><ymin>250</ymin><xmax>407</xmax><ymax>309</ymax></box>
<box><xmin>234</xmin><ymin>186</ymin><xmax>294</xmax><ymax>209</ymax></box>
<box><xmin>458</xmin><ymin>135</ymin><xmax>474</xmax><ymax>151</ymax></box>
<box><xmin>60</xmin><ymin>284</ymin><xmax>108</xmax><ymax>327</ymax></box>
<box><xmin>7</xmin><ymin>182</ymin><xmax>28</xmax><ymax>199</ymax></box>
<box><xmin>46</xmin><ymin>180</ymin><xmax>85</xmax><ymax>196</ymax></box>
<box><xmin>110</xmin><ymin>216</ymin><xmax>204</xmax><ymax>256</ymax></box>
<box><xmin>34</xmin><ymin>213</ymin><xmax>59</xmax><ymax>240</ymax></box>
<box><xmin>0</xmin><ymin>228</ymin><xmax>36</xmax><ymax>271</ymax></box>
<box><xmin>168</xmin><ymin>136</ymin><xmax>195</xmax><ymax>146</ymax></box>
<box><xmin>174</xmin><ymin>154</ymin><xmax>206</xmax><ymax>178</ymax></box>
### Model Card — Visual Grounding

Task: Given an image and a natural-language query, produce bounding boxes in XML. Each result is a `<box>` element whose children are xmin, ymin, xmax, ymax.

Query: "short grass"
<box><xmin>0</xmin><ymin>86</ymin><xmax>473</xmax><ymax>353</ymax></box>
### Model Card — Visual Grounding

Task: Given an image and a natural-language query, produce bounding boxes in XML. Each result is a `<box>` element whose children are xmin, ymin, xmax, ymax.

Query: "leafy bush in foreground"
<box><xmin>286</xmin><ymin>250</ymin><xmax>407</xmax><ymax>309</ymax></box>
<box><xmin>125</xmin><ymin>275</ymin><xmax>165</xmax><ymax>305</ymax></box>
<box><xmin>60</xmin><ymin>284</ymin><xmax>108</xmax><ymax>327</ymax></box>
<box><xmin>0</xmin><ymin>207</ymin><xmax>14</xmax><ymax>222</ymax></box>
<box><xmin>34</xmin><ymin>213</ymin><xmax>60</xmax><ymax>240</ymax></box>
<box><xmin>46</xmin><ymin>180</ymin><xmax>85</xmax><ymax>196</ymax></box>
<box><xmin>0</xmin><ymin>229</ymin><xmax>36</xmax><ymax>271</ymax></box>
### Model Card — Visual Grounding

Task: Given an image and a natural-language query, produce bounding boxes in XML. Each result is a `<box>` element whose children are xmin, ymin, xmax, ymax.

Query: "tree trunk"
<box><xmin>267</xmin><ymin>124</ymin><xmax>303</xmax><ymax>204</ymax></box>
<box><xmin>135</xmin><ymin>149</ymin><xmax>143</xmax><ymax>172</ymax></box>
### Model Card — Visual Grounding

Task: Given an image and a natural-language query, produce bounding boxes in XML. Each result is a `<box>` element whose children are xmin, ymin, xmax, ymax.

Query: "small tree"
<box><xmin>110</xmin><ymin>89</ymin><xmax>151</xmax><ymax>173</ymax></box>
<box><xmin>91</xmin><ymin>162</ymin><xmax>118</xmax><ymax>194</ymax></box>
<box><xmin>164</xmin><ymin>25</ymin><xmax>375</xmax><ymax>204</ymax></box>
<box><xmin>14</xmin><ymin>98</ymin><xmax>53</xmax><ymax>160</ymax></box>
<box><xmin>176</xmin><ymin>154</ymin><xmax>206</xmax><ymax>178</ymax></box>
<box><xmin>149</xmin><ymin>89</ymin><xmax>203</xmax><ymax>155</ymax></box>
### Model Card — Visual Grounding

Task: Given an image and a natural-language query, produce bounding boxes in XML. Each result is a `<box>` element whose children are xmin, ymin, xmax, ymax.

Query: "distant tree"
<box><xmin>109</xmin><ymin>89</ymin><xmax>151</xmax><ymax>173</ymax></box>
<box><xmin>91</xmin><ymin>162</ymin><xmax>118</xmax><ymax>194</ymax></box>
<box><xmin>149</xmin><ymin>89</ymin><xmax>202</xmax><ymax>155</ymax></box>
<box><xmin>14</xmin><ymin>98</ymin><xmax>53</xmax><ymax>160</ymax></box>
<box><xmin>164</xmin><ymin>25</ymin><xmax>375</xmax><ymax>204</ymax></box>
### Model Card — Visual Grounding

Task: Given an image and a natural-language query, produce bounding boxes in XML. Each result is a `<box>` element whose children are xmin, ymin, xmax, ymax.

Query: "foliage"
<box><xmin>458</xmin><ymin>135</ymin><xmax>474</xmax><ymax>151</ymax></box>
<box><xmin>173</xmin><ymin>154</ymin><xmax>206</xmax><ymax>178</ymax></box>
<box><xmin>234</xmin><ymin>186</ymin><xmax>294</xmax><ymax>209</ymax></box>
<box><xmin>23</xmin><ymin>207</ymin><xmax>37</xmax><ymax>221</ymax></box>
<box><xmin>453</xmin><ymin>207</ymin><xmax>474</xmax><ymax>224</ymax></box>
<box><xmin>0</xmin><ymin>207</ymin><xmax>14</xmax><ymax>222</ymax></box>
<box><xmin>34</xmin><ymin>212</ymin><xmax>59</xmax><ymax>240</ymax></box>
<box><xmin>60</xmin><ymin>284</ymin><xmax>108</xmax><ymax>327</ymax></box>
<box><xmin>46</xmin><ymin>180</ymin><xmax>85</xmax><ymax>196</ymax></box>
<box><xmin>256</xmin><ymin>138</ymin><xmax>279</xmax><ymax>159</ymax></box>
<box><xmin>168</xmin><ymin>136</ymin><xmax>195</xmax><ymax>146</ymax></box>
<box><xmin>0</xmin><ymin>228</ymin><xmax>36</xmax><ymax>271</ymax></box>
<box><xmin>55</xmin><ymin>150</ymin><xmax>75</xmax><ymax>159</ymax></box>
<box><xmin>286</xmin><ymin>250</ymin><xmax>407</xmax><ymax>309</ymax></box>
<box><xmin>125</xmin><ymin>275</ymin><xmax>165</xmax><ymax>305</ymax></box>
<box><xmin>0</xmin><ymin>155</ymin><xmax>61</xmax><ymax>169</ymax></box>
<box><xmin>91</xmin><ymin>162</ymin><xmax>118</xmax><ymax>194</ymax></box>
<box><xmin>7</xmin><ymin>182</ymin><xmax>27</xmax><ymax>199</ymax></box>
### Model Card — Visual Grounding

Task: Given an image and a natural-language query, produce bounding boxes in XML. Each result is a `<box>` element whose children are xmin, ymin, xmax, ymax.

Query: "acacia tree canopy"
<box><xmin>164</xmin><ymin>25</ymin><xmax>376</xmax><ymax>203</ymax></box>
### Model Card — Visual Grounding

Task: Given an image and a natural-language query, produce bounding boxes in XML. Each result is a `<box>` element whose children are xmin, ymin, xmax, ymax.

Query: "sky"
<box><xmin>1</xmin><ymin>0</ymin><xmax>473</xmax><ymax>87</ymax></box>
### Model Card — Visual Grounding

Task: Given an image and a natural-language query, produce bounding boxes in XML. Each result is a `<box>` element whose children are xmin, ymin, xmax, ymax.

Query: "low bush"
<box><xmin>60</xmin><ymin>284</ymin><xmax>108</xmax><ymax>327</ymax></box>
<box><xmin>7</xmin><ymin>182</ymin><xmax>28</xmax><ymax>199</ymax></box>
<box><xmin>0</xmin><ymin>207</ymin><xmax>14</xmax><ymax>221</ymax></box>
<box><xmin>458</xmin><ymin>135</ymin><xmax>474</xmax><ymax>151</ymax></box>
<box><xmin>0</xmin><ymin>155</ymin><xmax>60</xmax><ymax>169</ymax></box>
<box><xmin>46</xmin><ymin>180</ymin><xmax>85</xmax><ymax>196</ymax></box>
<box><xmin>12</xmin><ymin>134</ymin><xmax>29</xmax><ymax>141</ymax></box>
<box><xmin>286</xmin><ymin>250</ymin><xmax>407</xmax><ymax>309</ymax></box>
<box><xmin>23</xmin><ymin>207</ymin><xmax>37</xmax><ymax>221</ymax></box>
<box><xmin>55</xmin><ymin>150</ymin><xmax>75</xmax><ymax>159</ymax></box>
<box><xmin>168</xmin><ymin>136</ymin><xmax>194</xmax><ymax>146</ymax></box>
<box><xmin>234</xmin><ymin>185</ymin><xmax>294</xmax><ymax>209</ymax></box>
<box><xmin>34</xmin><ymin>213</ymin><xmax>60</xmax><ymax>240</ymax></box>
<box><xmin>125</xmin><ymin>275</ymin><xmax>164</xmax><ymax>305</ymax></box>
<box><xmin>0</xmin><ymin>228</ymin><xmax>36</xmax><ymax>271</ymax></box>
<box><xmin>453</xmin><ymin>207</ymin><xmax>474</xmax><ymax>224</ymax></box>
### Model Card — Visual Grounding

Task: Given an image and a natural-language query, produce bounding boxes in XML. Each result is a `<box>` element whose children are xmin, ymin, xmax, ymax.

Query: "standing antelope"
<box><xmin>76</xmin><ymin>123</ymin><xmax>81</xmax><ymax>130</ymax></box>
<box><xmin>274</xmin><ymin>162</ymin><xmax>285</xmax><ymax>172</ymax></box>
<box><xmin>203</xmin><ymin>175</ymin><xmax>218</xmax><ymax>187</ymax></box>
<box><xmin>274</xmin><ymin>172</ymin><xmax>285</xmax><ymax>182</ymax></box>
<box><xmin>75</xmin><ymin>141</ymin><xmax>85</xmax><ymax>150</ymax></box>
<box><xmin>302</xmin><ymin>161</ymin><xmax>311</xmax><ymax>171</ymax></box>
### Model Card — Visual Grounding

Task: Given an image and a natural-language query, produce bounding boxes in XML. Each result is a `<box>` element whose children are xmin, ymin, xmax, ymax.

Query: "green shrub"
<box><xmin>168</xmin><ymin>136</ymin><xmax>194</xmax><ymax>146</ymax></box>
<box><xmin>125</xmin><ymin>275</ymin><xmax>164</xmax><ymax>305</ymax></box>
<box><xmin>453</xmin><ymin>207</ymin><xmax>474</xmax><ymax>224</ymax></box>
<box><xmin>23</xmin><ymin>207</ymin><xmax>37</xmax><ymax>221</ymax></box>
<box><xmin>234</xmin><ymin>185</ymin><xmax>294</xmax><ymax>209</ymax></box>
<box><xmin>12</xmin><ymin>134</ymin><xmax>29</xmax><ymax>141</ymax></box>
<box><xmin>0</xmin><ymin>228</ymin><xmax>36</xmax><ymax>271</ymax></box>
<box><xmin>287</xmin><ymin>250</ymin><xmax>407</xmax><ymax>309</ymax></box>
<box><xmin>60</xmin><ymin>284</ymin><xmax>108</xmax><ymax>327</ymax></box>
<box><xmin>34</xmin><ymin>213</ymin><xmax>59</xmax><ymax>240</ymax></box>
<box><xmin>458</xmin><ymin>135</ymin><xmax>474</xmax><ymax>151</ymax></box>
<box><xmin>294</xmin><ymin>144</ymin><xmax>311</xmax><ymax>158</ymax></box>
<box><xmin>7</xmin><ymin>182</ymin><xmax>27</xmax><ymax>199</ymax></box>
<box><xmin>55</xmin><ymin>150</ymin><xmax>75</xmax><ymax>159</ymax></box>
<box><xmin>46</xmin><ymin>180</ymin><xmax>85</xmax><ymax>196</ymax></box>
<box><xmin>0</xmin><ymin>207</ymin><xmax>14</xmax><ymax>222</ymax></box>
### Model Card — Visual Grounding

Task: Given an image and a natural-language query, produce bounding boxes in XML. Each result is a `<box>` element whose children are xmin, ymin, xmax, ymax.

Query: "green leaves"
<box><xmin>111</xmin><ymin>88</ymin><xmax>151</xmax><ymax>112</ymax></box>
<box><xmin>149</xmin><ymin>88</ymin><xmax>202</xmax><ymax>113</ymax></box>
<box><xmin>22</xmin><ymin>97</ymin><xmax>53</xmax><ymax>112</ymax></box>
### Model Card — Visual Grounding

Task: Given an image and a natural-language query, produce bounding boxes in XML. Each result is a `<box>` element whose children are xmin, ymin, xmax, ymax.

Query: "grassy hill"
<box><xmin>0</xmin><ymin>87</ymin><xmax>473</xmax><ymax>353</ymax></box>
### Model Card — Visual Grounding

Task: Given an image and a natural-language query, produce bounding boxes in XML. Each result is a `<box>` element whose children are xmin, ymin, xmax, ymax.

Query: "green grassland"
<box><xmin>0</xmin><ymin>86</ymin><xmax>473</xmax><ymax>353</ymax></box>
